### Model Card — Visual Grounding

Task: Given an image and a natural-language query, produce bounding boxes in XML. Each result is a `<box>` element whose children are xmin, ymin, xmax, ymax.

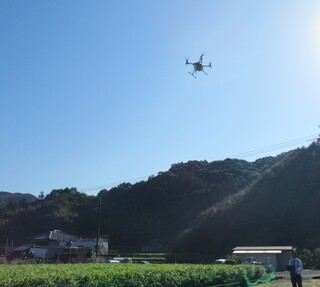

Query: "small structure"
<box><xmin>233</xmin><ymin>246</ymin><xmax>293</xmax><ymax>271</ymax></box>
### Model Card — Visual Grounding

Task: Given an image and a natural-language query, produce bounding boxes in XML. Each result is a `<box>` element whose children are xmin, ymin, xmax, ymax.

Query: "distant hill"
<box><xmin>0</xmin><ymin>192</ymin><xmax>37</xmax><ymax>209</ymax></box>
<box><xmin>0</xmin><ymin>142</ymin><xmax>320</xmax><ymax>261</ymax></box>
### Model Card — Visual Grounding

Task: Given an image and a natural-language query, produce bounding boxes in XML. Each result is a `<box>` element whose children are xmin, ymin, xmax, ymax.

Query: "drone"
<box><xmin>185</xmin><ymin>54</ymin><xmax>212</xmax><ymax>78</ymax></box>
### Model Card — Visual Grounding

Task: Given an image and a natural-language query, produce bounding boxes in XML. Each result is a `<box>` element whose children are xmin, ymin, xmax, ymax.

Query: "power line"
<box><xmin>78</xmin><ymin>134</ymin><xmax>319</xmax><ymax>193</ymax></box>
<box><xmin>97</xmin><ymin>166</ymin><xmax>320</xmax><ymax>210</ymax></box>
<box><xmin>78</xmin><ymin>175</ymin><xmax>152</xmax><ymax>193</ymax></box>
<box><xmin>93</xmin><ymin>169</ymin><xmax>320</xmax><ymax>238</ymax></box>
<box><xmin>223</xmin><ymin>134</ymin><xmax>318</xmax><ymax>160</ymax></box>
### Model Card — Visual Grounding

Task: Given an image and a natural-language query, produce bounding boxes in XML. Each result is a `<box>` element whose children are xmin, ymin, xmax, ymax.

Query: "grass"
<box><xmin>260</xmin><ymin>278</ymin><xmax>320</xmax><ymax>287</ymax></box>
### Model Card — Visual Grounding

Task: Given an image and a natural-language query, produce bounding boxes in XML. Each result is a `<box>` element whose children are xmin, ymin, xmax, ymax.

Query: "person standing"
<box><xmin>288</xmin><ymin>249</ymin><xmax>303</xmax><ymax>287</ymax></box>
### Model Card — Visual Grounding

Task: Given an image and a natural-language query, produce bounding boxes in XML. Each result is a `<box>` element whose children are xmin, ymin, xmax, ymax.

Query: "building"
<box><xmin>233</xmin><ymin>246</ymin><xmax>293</xmax><ymax>271</ymax></box>
<box><xmin>25</xmin><ymin>229</ymin><xmax>109</xmax><ymax>263</ymax></box>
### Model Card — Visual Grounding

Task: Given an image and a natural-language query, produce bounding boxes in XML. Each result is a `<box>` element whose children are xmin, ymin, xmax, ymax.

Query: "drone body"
<box><xmin>185</xmin><ymin>54</ymin><xmax>212</xmax><ymax>78</ymax></box>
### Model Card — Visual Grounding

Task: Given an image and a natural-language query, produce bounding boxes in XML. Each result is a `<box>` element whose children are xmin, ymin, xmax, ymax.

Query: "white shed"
<box><xmin>233</xmin><ymin>246</ymin><xmax>293</xmax><ymax>271</ymax></box>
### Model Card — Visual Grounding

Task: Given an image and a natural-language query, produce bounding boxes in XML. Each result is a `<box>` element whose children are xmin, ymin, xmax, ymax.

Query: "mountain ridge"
<box><xmin>1</xmin><ymin>142</ymin><xmax>319</xmax><ymax>259</ymax></box>
<box><xmin>0</xmin><ymin>191</ymin><xmax>37</xmax><ymax>209</ymax></box>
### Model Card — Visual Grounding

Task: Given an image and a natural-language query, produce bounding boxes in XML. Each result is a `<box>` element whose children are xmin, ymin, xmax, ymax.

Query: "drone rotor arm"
<box><xmin>202</xmin><ymin>63</ymin><xmax>211</xmax><ymax>67</ymax></box>
<box><xmin>185</xmin><ymin>57</ymin><xmax>196</xmax><ymax>65</ymax></box>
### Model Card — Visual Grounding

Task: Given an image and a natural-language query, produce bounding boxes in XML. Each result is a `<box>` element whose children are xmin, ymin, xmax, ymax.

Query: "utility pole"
<box><xmin>95</xmin><ymin>196</ymin><xmax>102</xmax><ymax>257</ymax></box>
<box><xmin>4</xmin><ymin>238</ymin><xmax>8</xmax><ymax>257</ymax></box>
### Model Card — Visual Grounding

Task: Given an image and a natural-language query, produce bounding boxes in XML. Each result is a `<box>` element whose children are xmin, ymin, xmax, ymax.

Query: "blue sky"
<box><xmin>1</xmin><ymin>0</ymin><xmax>319</xmax><ymax>196</ymax></box>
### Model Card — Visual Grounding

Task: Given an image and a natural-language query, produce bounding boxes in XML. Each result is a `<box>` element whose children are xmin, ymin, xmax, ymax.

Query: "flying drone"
<box><xmin>185</xmin><ymin>54</ymin><xmax>212</xmax><ymax>78</ymax></box>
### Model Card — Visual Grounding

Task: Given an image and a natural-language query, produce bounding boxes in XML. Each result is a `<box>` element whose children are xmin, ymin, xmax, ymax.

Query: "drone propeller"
<box><xmin>198</xmin><ymin>53</ymin><xmax>204</xmax><ymax>64</ymax></box>
<box><xmin>209</xmin><ymin>62</ymin><xmax>212</xmax><ymax>68</ymax></box>
<box><xmin>185</xmin><ymin>58</ymin><xmax>189</xmax><ymax>65</ymax></box>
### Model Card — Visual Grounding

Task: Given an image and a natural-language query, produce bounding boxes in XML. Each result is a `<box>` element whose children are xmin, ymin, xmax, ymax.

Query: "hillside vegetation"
<box><xmin>0</xmin><ymin>192</ymin><xmax>37</xmax><ymax>209</ymax></box>
<box><xmin>172</xmin><ymin>143</ymin><xmax>320</xmax><ymax>257</ymax></box>
<box><xmin>1</xmin><ymin>142</ymin><xmax>319</xmax><ymax>259</ymax></box>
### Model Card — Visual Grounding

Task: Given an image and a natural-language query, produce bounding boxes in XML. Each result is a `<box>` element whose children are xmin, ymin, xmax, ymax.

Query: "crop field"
<box><xmin>0</xmin><ymin>263</ymin><xmax>266</xmax><ymax>287</ymax></box>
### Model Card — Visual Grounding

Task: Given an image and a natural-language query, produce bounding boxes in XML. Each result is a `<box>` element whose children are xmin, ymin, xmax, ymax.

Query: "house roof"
<box><xmin>233</xmin><ymin>246</ymin><xmax>293</xmax><ymax>254</ymax></box>
<box><xmin>28</xmin><ymin>230</ymin><xmax>77</xmax><ymax>242</ymax></box>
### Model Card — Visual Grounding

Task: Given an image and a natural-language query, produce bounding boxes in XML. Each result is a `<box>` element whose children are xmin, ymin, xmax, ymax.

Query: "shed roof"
<box><xmin>233</xmin><ymin>246</ymin><xmax>293</xmax><ymax>251</ymax></box>
<box><xmin>233</xmin><ymin>246</ymin><xmax>293</xmax><ymax>254</ymax></box>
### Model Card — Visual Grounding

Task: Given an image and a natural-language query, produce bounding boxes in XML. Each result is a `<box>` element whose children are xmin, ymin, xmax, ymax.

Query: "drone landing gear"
<box><xmin>189</xmin><ymin>72</ymin><xmax>196</xmax><ymax>78</ymax></box>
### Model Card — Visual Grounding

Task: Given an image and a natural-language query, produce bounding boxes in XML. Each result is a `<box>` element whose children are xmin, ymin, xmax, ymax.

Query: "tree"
<box><xmin>301</xmin><ymin>249</ymin><xmax>313</xmax><ymax>268</ymax></box>
<box><xmin>38</xmin><ymin>191</ymin><xmax>45</xmax><ymax>199</ymax></box>
<box><xmin>313</xmin><ymin>247</ymin><xmax>320</xmax><ymax>269</ymax></box>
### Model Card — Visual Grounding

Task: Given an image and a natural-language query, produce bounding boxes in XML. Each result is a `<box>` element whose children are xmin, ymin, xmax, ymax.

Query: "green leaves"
<box><xmin>0</xmin><ymin>263</ymin><xmax>265</xmax><ymax>287</ymax></box>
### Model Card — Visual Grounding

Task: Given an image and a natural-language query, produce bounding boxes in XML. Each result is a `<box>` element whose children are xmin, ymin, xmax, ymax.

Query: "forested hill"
<box><xmin>172</xmin><ymin>142</ymin><xmax>320</xmax><ymax>256</ymax></box>
<box><xmin>0</xmin><ymin>192</ymin><xmax>37</xmax><ymax>209</ymax></box>
<box><xmin>96</xmin><ymin>155</ymin><xmax>282</xmax><ymax>250</ymax></box>
<box><xmin>0</xmin><ymin>142</ymin><xmax>319</xmax><ymax>258</ymax></box>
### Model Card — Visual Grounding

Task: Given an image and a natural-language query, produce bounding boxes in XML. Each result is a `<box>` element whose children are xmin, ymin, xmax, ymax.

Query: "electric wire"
<box><xmin>88</xmin><ymin>164</ymin><xmax>320</xmax><ymax>238</ymax></box>
<box><xmin>83</xmin><ymin>135</ymin><xmax>319</xmax><ymax>247</ymax></box>
<box><xmin>78</xmin><ymin>176</ymin><xmax>150</xmax><ymax>193</ymax></box>
<box><xmin>77</xmin><ymin>134</ymin><xmax>319</xmax><ymax>193</ymax></box>
<box><xmin>224</xmin><ymin>134</ymin><xmax>318</xmax><ymax>159</ymax></box>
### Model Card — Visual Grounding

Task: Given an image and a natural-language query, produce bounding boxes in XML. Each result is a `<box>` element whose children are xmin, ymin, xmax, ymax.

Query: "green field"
<box><xmin>0</xmin><ymin>263</ymin><xmax>266</xmax><ymax>287</ymax></box>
